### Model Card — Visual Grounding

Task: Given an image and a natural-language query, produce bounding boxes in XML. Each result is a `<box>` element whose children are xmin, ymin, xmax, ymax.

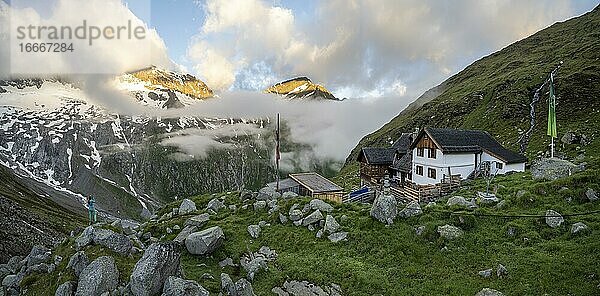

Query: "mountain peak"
<box><xmin>127</xmin><ymin>66</ymin><xmax>214</xmax><ymax>100</ymax></box>
<box><xmin>265</xmin><ymin>76</ymin><xmax>339</xmax><ymax>101</ymax></box>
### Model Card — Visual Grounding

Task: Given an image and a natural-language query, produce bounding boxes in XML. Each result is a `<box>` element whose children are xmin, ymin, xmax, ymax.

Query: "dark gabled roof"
<box><xmin>357</xmin><ymin>147</ymin><xmax>396</xmax><ymax>165</ymax></box>
<box><xmin>410</xmin><ymin>128</ymin><xmax>527</xmax><ymax>164</ymax></box>
<box><xmin>289</xmin><ymin>173</ymin><xmax>343</xmax><ymax>193</ymax></box>
<box><xmin>391</xmin><ymin>150</ymin><xmax>413</xmax><ymax>173</ymax></box>
<box><xmin>391</xmin><ymin>133</ymin><xmax>414</xmax><ymax>154</ymax></box>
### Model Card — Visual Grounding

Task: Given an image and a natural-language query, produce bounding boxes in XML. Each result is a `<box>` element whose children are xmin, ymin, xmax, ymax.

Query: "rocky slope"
<box><xmin>0</xmin><ymin>165</ymin><xmax>86</xmax><ymax>263</ymax></box>
<box><xmin>341</xmin><ymin>5</ymin><xmax>600</xmax><ymax>183</ymax></box>
<box><xmin>5</xmin><ymin>166</ymin><xmax>600</xmax><ymax>295</ymax></box>
<box><xmin>265</xmin><ymin>77</ymin><xmax>339</xmax><ymax>100</ymax></box>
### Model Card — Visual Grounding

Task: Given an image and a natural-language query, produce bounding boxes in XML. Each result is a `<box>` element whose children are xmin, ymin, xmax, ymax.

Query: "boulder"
<box><xmin>475</xmin><ymin>288</ymin><xmax>504</xmax><ymax>296</ymax></box>
<box><xmin>241</xmin><ymin>257</ymin><xmax>267</xmax><ymax>281</ymax></box>
<box><xmin>234</xmin><ymin>278</ymin><xmax>255</xmax><ymax>296</ymax></box>
<box><xmin>324</xmin><ymin>215</ymin><xmax>340</xmax><ymax>234</ymax></box>
<box><xmin>67</xmin><ymin>251</ymin><xmax>89</xmax><ymax>277</ymax></box>
<box><xmin>179</xmin><ymin>199</ymin><xmax>197</xmax><ymax>215</ymax></box>
<box><xmin>370</xmin><ymin>192</ymin><xmax>397</xmax><ymax>224</ymax></box>
<box><xmin>302</xmin><ymin>210</ymin><xmax>324</xmax><ymax>226</ymax></box>
<box><xmin>184</xmin><ymin>214</ymin><xmax>210</xmax><ymax>228</ymax></box>
<box><xmin>55</xmin><ymin>281</ymin><xmax>76</xmax><ymax>296</ymax></box>
<box><xmin>545</xmin><ymin>210</ymin><xmax>564</xmax><ymax>228</ymax></box>
<box><xmin>253</xmin><ymin>201</ymin><xmax>267</xmax><ymax>211</ymax></box>
<box><xmin>398</xmin><ymin>202</ymin><xmax>422</xmax><ymax>218</ymax></box>
<box><xmin>437</xmin><ymin>225</ymin><xmax>463</xmax><ymax>240</ymax></box>
<box><xmin>477</xmin><ymin>192</ymin><xmax>500</xmax><ymax>204</ymax></box>
<box><xmin>75</xmin><ymin>226</ymin><xmax>94</xmax><ymax>249</ymax></box>
<box><xmin>247</xmin><ymin>225</ymin><xmax>261</xmax><ymax>239</ymax></box>
<box><xmin>26</xmin><ymin>263</ymin><xmax>50</xmax><ymax>275</ymax></box>
<box><xmin>327</xmin><ymin>232</ymin><xmax>348</xmax><ymax>243</ymax></box>
<box><xmin>26</xmin><ymin>245</ymin><xmax>51</xmax><ymax>267</ymax></box>
<box><xmin>239</xmin><ymin>190</ymin><xmax>254</xmax><ymax>201</ymax></box>
<box><xmin>279</xmin><ymin>280</ymin><xmax>338</xmax><ymax>296</ymax></box>
<box><xmin>415</xmin><ymin>226</ymin><xmax>425</xmax><ymax>236</ymax></box>
<box><xmin>279</xmin><ymin>213</ymin><xmax>288</xmax><ymax>224</ymax></box>
<box><xmin>2</xmin><ymin>273</ymin><xmax>24</xmax><ymax>289</ymax></box>
<box><xmin>447</xmin><ymin>196</ymin><xmax>477</xmax><ymax>209</ymax></box>
<box><xmin>207</xmin><ymin>198</ymin><xmax>225</xmax><ymax>213</ymax></box>
<box><xmin>130</xmin><ymin>242</ymin><xmax>181</xmax><ymax>296</ymax></box>
<box><xmin>174</xmin><ymin>225</ymin><xmax>198</xmax><ymax>244</ymax></box>
<box><xmin>92</xmin><ymin>228</ymin><xmax>133</xmax><ymax>255</ymax></box>
<box><xmin>75</xmin><ymin>256</ymin><xmax>119</xmax><ymax>296</ymax></box>
<box><xmin>289</xmin><ymin>209</ymin><xmax>304</xmax><ymax>221</ymax></box>
<box><xmin>496</xmin><ymin>264</ymin><xmax>507</xmax><ymax>278</ymax></box>
<box><xmin>6</xmin><ymin>256</ymin><xmax>25</xmax><ymax>273</ymax></box>
<box><xmin>585</xmin><ymin>188</ymin><xmax>598</xmax><ymax>202</ymax></box>
<box><xmin>185</xmin><ymin>226</ymin><xmax>225</xmax><ymax>255</ymax></box>
<box><xmin>531</xmin><ymin>158</ymin><xmax>583</xmax><ymax>181</ymax></box>
<box><xmin>478</xmin><ymin>269</ymin><xmax>492</xmax><ymax>278</ymax></box>
<box><xmin>162</xmin><ymin>276</ymin><xmax>209</xmax><ymax>296</ymax></box>
<box><xmin>220</xmin><ymin>273</ymin><xmax>236</xmax><ymax>295</ymax></box>
<box><xmin>561</xmin><ymin>131</ymin><xmax>580</xmax><ymax>144</ymax></box>
<box><xmin>218</xmin><ymin>258</ymin><xmax>236</xmax><ymax>268</ymax></box>
<box><xmin>309</xmin><ymin>199</ymin><xmax>334</xmax><ymax>213</ymax></box>
<box><xmin>282</xmin><ymin>192</ymin><xmax>298</xmax><ymax>199</ymax></box>
<box><xmin>571</xmin><ymin>222</ymin><xmax>588</xmax><ymax>234</ymax></box>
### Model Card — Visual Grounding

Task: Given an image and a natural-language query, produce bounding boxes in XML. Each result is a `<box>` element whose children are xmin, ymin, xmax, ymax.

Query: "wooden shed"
<box><xmin>289</xmin><ymin>173</ymin><xmax>344</xmax><ymax>203</ymax></box>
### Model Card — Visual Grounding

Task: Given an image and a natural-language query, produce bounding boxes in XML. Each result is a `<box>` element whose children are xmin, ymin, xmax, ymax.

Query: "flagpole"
<box><xmin>276</xmin><ymin>113</ymin><xmax>280</xmax><ymax>191</ymax></box>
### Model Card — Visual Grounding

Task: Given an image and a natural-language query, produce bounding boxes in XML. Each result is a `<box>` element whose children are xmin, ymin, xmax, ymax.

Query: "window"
<box><xmin>428</xmin><ymin>148</ymin><xmax>437</xmax><ymax>159</ymax></box>
<box><xmin>428</xmin><ymin>168</ymin><xmax>437</xmax><ymax>179</ymax></box>
<box><xmin>496</xmin><ymin>162</ymin><xmax>504</xmax><ymax>170</ymax></box>
<box><xmin>416</xmin><ymin>165</ymin><xmax>424</xmax><ymax>176</ymax></box>
<box><xmin>417</xmin><ymin>147</ymin><xmax>424</xmax><ymax>157</ymax></box>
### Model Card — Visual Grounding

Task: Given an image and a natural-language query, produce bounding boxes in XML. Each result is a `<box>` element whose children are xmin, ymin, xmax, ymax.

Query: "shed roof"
<box><xmin>289</xmin><ymin>173</ymin><xmax>343</xmax><ymax>193</ymax></box>
<box><xmin>411</xmin><ymin>128</ymin><xmax>527</xmax><ymax>164</ymax></box>
<box><xmin>266</xmin><ymin>178</ymin><xmax>299</xmax><ymax>191</ymax></box>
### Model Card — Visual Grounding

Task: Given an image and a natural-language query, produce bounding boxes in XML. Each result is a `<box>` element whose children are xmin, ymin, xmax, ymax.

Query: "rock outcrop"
<box><xmin>75</xmin><ymin>256</ymin><xmax>119</xmax><ymax>296</ymax></box>
<box><xmin>92</xmin><ymin>228</ymin><xmax>133</xmax><ymax>255</ymax></box>
<box><xmin>531</xmin><ymin>158</ymin><xmax>583</xmax><ymax>180</ymax></box>
<box><xmin>130</xmin><ymin>242</ymin><xmax>181</xmax><ymax>296</ymax></box>
<box><xmin>370</xmin><ymin>192</ymin><xmax>397</xmax><ymax>225</ymax></box>
<box><xmin>162</xmin><ymin>276</ymin><xmax>209</xmax><ymax>296</ymax></box>
<box><xmin>185</xmin><ymin>226</ymin><xmax>225</xmax><ymax>255</ymax></box>
<box><xmin>437</xmin><ymin>225</ymin><xmax>464</xmax><ymax>240</ymax></box>
<box><xmin>545</xmin><ymin>210</ymin><xmax>564</xmax><ymax>228</ymax></box>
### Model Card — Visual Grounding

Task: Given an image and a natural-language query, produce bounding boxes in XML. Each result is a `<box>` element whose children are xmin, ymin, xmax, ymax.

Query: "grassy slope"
<box><xmin>22</xmin><ymin>169</ymin><xmax>600</xmax><ymax>295</ymax></box>
<box><xmin>337</xmin><ymin>6</ymin><xmax>600</xmax><ymax>189</ymax></box>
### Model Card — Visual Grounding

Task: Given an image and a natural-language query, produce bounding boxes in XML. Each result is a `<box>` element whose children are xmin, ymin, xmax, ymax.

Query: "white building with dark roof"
<box><xmin>409</xmin><ymin>127</ymin><xmax>527</xmax><ymax>185</ymax></box>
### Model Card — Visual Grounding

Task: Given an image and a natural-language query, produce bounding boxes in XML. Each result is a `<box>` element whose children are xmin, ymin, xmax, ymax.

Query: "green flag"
<box><xmin>547</xmin><ymin>74</ymin><xmax>557</xmax><ymax>138</ymax></box>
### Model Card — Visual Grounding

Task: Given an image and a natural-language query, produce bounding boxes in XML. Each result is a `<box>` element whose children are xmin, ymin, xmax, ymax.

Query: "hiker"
<box><xmin>87</xmin><ymin>196</ymin><xmax>96</xmax><ymax>225</ymax></box>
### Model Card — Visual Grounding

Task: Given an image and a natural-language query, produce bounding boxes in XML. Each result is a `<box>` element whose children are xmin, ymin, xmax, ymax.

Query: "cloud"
<box><xmin>152</xmin><ymin>91</ymin><xmax>403</xmax><ymax>162</ymax></box>
<box><xmin>0</xmin><ymin>0</ymin><xmax>178</xmax><ymax>114</ymax></box>
<box><xmin>0</xmin><ymin>0</ymin><xmax>173</xmax><ymax>77</ymax></box>
<box><xmin>188</xmin><ymin>0</ymin><xmax>583</xmax><ymax>98</ymax></box>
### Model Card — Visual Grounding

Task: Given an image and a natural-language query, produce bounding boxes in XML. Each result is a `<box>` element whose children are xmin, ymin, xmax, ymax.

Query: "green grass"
<box><xmin>21</xmin><ymin>169</ymin><xmax>600</xmax><ymax>295</ymax></box>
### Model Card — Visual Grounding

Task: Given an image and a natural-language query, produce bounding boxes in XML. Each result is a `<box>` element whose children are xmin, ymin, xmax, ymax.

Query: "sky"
<box><xmin>124</xmin><ymin>0</ymin><xmax>598</xmax><ymax>99</ymax></box>
<box><xmin>0</xmin><ymin>0</ymin><xmax>598</xmax><ymax>161</ymax></box>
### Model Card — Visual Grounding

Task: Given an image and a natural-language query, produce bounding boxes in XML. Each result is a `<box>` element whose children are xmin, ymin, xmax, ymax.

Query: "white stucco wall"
<box><xmin>412</xmin><ymin>148</ymin><xmax>476</xmax><ymax>185</ymax></box>
<box><xmin>481</xmin><ymin>151</ymin><xmax>526</xmax><ymax>174</ymax></box>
